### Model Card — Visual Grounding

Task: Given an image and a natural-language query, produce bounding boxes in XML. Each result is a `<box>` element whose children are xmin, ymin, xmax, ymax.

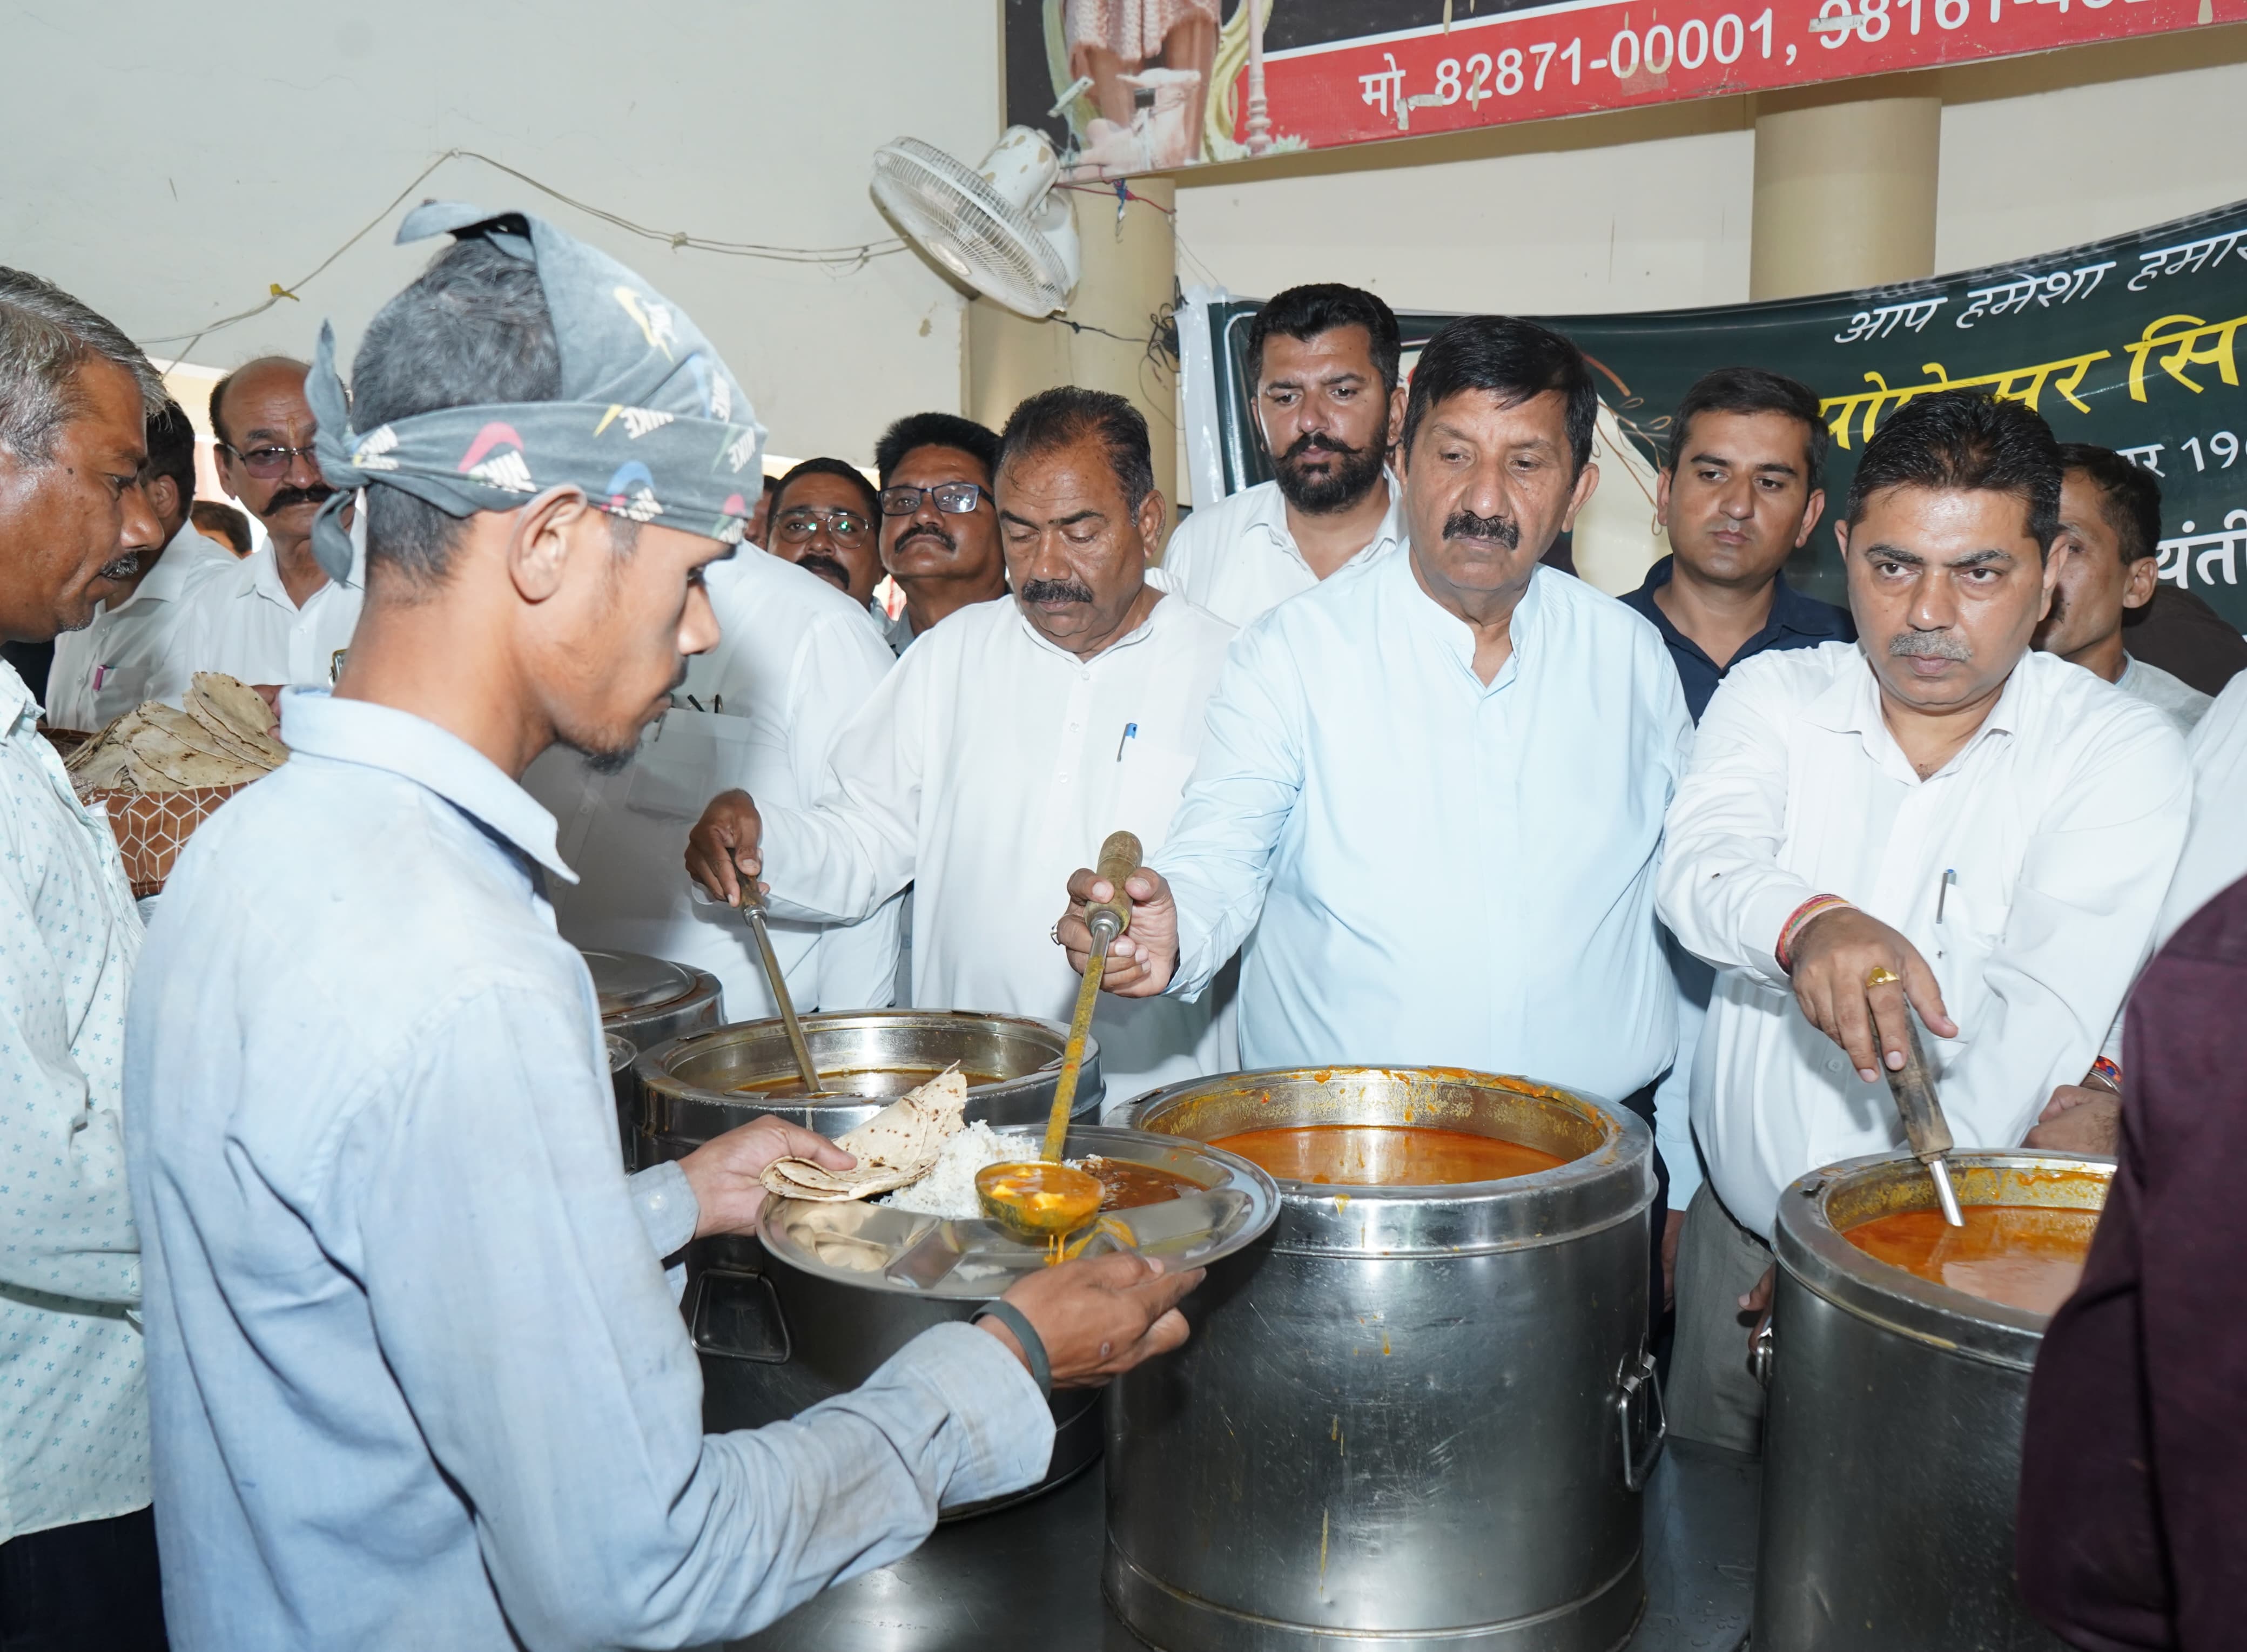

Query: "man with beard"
<box><xmin>176</xmin><ymin>355</ymin><xmax>361</xmax><ymax>694</ymax></box>
<box><xmin>765</xmin><ymin>456</ymin><xmax>886</xmax><ymax>623</ymax></box>
<box><xmin>49</xmin><ymin>398</ymin><xmax>236</xmax><ymax>730</ymax></box>
<box><xmin>126</xmin><ymin>206</ymin><xmax>1197</xmax><ymax>1650</ymax></box>
<box><xmin>1155</xmin><ymin>282</ymin><xmax>1406</xmax><ymax>626</ymax></box>
<box><xmin>2033</xmin><ymin>443</ymin><xmax>2210</xmax><ymax>733</ymax></box>
<box><xmin>1059</xmin><ymin>319</ymin><xmax>1692</xmax><ymax>1282</ymax></box>
<box><xmin>0</xmin><ymin>266</ymin><xmax>170</xmax><ymax>1649</ymax></box>
<box><xmin>687</xmin><ymin>387</ymin><xmax>1237</xmax><ymax>1109</ymax></box>
<box><xmin>1656</xmin><ymin>392</ymin><xmax>2189</xmax><ymax>1453</ymax></box>
<box><xmin>873</xmin><ymin>412</ymin><xmax>1007</xmax><ymax>653</ymax></box>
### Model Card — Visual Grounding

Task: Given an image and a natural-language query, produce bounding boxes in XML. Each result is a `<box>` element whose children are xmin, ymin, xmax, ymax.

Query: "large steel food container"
<box><xmin>714</xmin><ymin>1123</ymin><xmax>1277</xmax><ymax>1519</ymax></box>
<box><xmin>584</xmin><ymin>950</ymin><xmax>722</xmax><ymax>1168</ymax></box>
<box><xmin>1756</xmin><ymin>1150</ymin><xmax>2110</xmax><ymax>1652</ymax></box>
<box><xmin>605</xmin><ymin>1033</ymin><xmax>637</xmax><ymax>1166</ymax></box>
<box><xmin>1114</xmin><ymin>1068</ymin><xmax>1662</xmax><ymax>1652</ymax></box>
<box><xmin>633</xmin><ymin>1009</ymin><xmax>1102</xmax><ymax>1159</ymax></box>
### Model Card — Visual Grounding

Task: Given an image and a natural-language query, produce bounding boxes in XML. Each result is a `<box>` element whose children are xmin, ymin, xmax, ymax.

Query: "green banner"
<box><xmin>1192</xmin><ymin>198</ymin><xmax>2247</xmax><ymax>631</ymax></box>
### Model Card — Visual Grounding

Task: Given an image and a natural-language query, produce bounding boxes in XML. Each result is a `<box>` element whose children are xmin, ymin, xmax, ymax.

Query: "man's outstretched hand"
<box><xmin>980</xmin><ymin>1251</ymin><xmax>1203</xmax><ymax>1387</ymax></box>
<box><xmin>678</xmin><ymin>1116</ymin><xmax>853</xmax><ymax>1238</ymax></box>
<box><xmin>1056</xmin><ymin>865</ymin><xmax>1180</xmax><ymax>996</ymax></box>
<box><xmin>1787</xmin><ymin>907</ymin><xmax>1957</xmax><ymax>1083</ymax></box>
<box><xmin>685</xmin><ymin>788</ymin><xmax>765</xmax><ymax>907</ymax></box>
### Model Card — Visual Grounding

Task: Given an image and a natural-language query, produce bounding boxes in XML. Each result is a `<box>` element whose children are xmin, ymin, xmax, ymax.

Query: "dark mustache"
<box><xmin>1020</xmin><ymin>577</ymin><xmax>1095</xmax><ymax>605</ymax></box>
<box><xmin>897</xmin><ymin>523</ymin><xmax>956</xmax><ymax>552</ymax></box>
<box><xmin>795</xmin><ymin>552</ymin><xmax>852</xmax><ymax>589</ymax></box>
<box><xmin>1281</xmin><ymin>431</ymin><xmax>1359</xmax><ymax>462</ymax></box>
<box><xmin>266</xmin><ymin>484</ymin><xmax>337</xmax><ymax>513</ymax></box>
<box><xmin>1443</xmin><ymin>508</ymin><xmax>1520</xmax><ymax>548</ymax></box>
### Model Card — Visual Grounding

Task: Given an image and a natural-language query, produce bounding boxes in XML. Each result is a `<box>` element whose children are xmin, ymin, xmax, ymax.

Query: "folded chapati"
<box><xmin>187</xmin><ymin>673</ymin><xmax>287</xmax><ymax>765</ymax></box>
<box><xmin>64</xmin><ymin>674</ymin><xmax>289</xmax><ymax>798</ymax></box>
<box><xmin>760</xmin><ymin>1066</ymin><xmax>970</xmax><ymax>1203</ymax></box>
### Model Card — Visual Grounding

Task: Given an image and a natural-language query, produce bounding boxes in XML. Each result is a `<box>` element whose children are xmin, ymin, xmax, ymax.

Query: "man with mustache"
<box><xmin>1058</xmin><ymin>318</ymin><xmax>1692</xmax><ymax>1259</ymax></box>
<box><xmin>174</xmin><ymin>355</ymin><xmax>362</xmax><ymax>696</ymax></box>
<box><xmin>687</xmin><ymin>387</ymin><xmax>1237</xmax><ymax>1107</ymax></box>
<box><xmin>1155</xmin><ymin>282</ymin><xmax>1407</xmax><ymax>626</ymax></box>
<box><xmin>1656</xmin><ymin>392</ymin><xmax>2189</xmax><ymax>1453</ymax></box>
<box><xmin>2033</xmin><ymin>443</ymin><xmax>2210</xmax><ymax>733</ymax></box>
<box><xmin>0</xmin><ymin>267</ymin><xmax>170</xmax><ymax>1649</ymax></box>
<box><xmin>764</xmin><ymin>455</ymin><xmax>886</xmax><ymax>620</ymax></box>
<box><xmin>48</xmin><ymin>397</ymin><xmax>236</xmax><ymax>730</ymax></box>
<box><xmin>873</xmin><ymin>412</ymin><xmax>1007</xmax><ymax>653</ymax></box>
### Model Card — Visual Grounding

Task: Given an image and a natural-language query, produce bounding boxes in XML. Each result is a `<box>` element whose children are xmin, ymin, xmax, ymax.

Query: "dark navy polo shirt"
<box><xmin>1622</xmin><ymin>555</ymin><xmax>1857</xmax><ymax>723</ymax></box>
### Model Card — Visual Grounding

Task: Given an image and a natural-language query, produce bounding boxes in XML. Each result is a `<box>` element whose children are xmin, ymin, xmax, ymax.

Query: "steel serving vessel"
<box><xmin>1115</xmin><ymin>1068</ymin><xmax>1663</xmax><ymax>1652</ymax></box>
<box><xmin>724</xmin><ymin>1123</ymin><xmax>1277</xmax><ymax>1518</ymax></box>
<box><xmin>604</xmin><ymin>1032</ymin><xmax>637</xmax><ymax>1162</ymax></box>
<box><xmin>584</xmin><ymin>949</ymin><xmax>721</xmax><ymax>1170</ymax></box>
<box><xmin>1755</xmin><ymin>1150</ymin><xmax>2109</xmax><ymax>1652</ymax></box>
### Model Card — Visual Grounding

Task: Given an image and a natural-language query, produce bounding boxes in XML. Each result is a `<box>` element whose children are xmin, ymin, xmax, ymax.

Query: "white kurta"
<box><xmin>46</xmin><ymin>522</ymin><xmax>236</xmax><ymax>731</ymax></box>
<box><xmin>758</xmin><ymin>592</ymin><xmax>1238</xmax><ymax>1112</ymax></box>
<box><xmin>1659</xmin><ymin>643</ymin><xmax>2190</xmax><ymax>1238</ymax></box>
<box><xmin>173</xmin><ymin>535</ymin><xmax>364</xmax><ymax>690</ymax></box>
<box><xmin>2116</xmin><ymin>651</ymin><xmax>2212</xmax><ymax>734</ymax></box>
<box><xmin>523</xmin><ymin>551</ymin><xmax>903</xmax><ymax>1019</ymax></box>
<box><xmin>1154</xmin><ymin>477</ymin><xmax>1405</xmax><ymax>628</ymax></box>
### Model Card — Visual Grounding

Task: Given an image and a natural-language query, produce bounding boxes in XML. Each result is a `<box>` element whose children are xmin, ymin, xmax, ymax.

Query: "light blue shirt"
<box><xmin>1155</xmin><ymin>552</ymin><xmax>1693</xmax><ymax>1101</ymax></box>
<box><xmin>124</xmin><ymin>691</ymin><xmax>1052</xmax><ymax>1651</ymax></box>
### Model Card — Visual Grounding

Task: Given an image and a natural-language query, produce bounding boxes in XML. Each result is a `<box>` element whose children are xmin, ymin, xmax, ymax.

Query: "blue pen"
<box><xmin>1115</xmin><ymin>722</ymin><xmax>1139</xmax><ymax>762</ymax></box>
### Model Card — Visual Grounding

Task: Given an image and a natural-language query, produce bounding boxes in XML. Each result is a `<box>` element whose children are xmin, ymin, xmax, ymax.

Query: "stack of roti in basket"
<box><xmin>761</xmin><ymin>1066</ymin><xmax>969</xmax><ymax>1202</ymax></box>
<box><xmin>65</xmin><ymin>673</ymin><xmax>288</xmax><ymax>795</ymax></box>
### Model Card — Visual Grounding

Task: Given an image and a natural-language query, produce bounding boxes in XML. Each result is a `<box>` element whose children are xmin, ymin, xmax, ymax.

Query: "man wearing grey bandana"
<box><xmin>122</xmin><ymin>206</ymin><xmax>1198</xmax><ymax>1651</ymax></box>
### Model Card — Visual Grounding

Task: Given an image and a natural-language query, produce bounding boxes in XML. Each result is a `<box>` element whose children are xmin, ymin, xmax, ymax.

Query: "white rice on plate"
<box><xmin>878</xmin><ymin>1121</ymin><xmax>1025</xmax><ymax>1219</ymax></box>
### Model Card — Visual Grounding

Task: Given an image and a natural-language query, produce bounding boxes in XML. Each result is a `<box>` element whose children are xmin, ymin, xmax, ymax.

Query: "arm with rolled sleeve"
<box><xmin>1149</xmin><ymin>624</ymin><xmax>1307</xmax><ymax>999</ymax></box>
<box><xmin>353</xmin><ymin>981</ymin><xmax>1053</xmax><ymax>1651</ymax></box>
<box><xmin>1656</xmin><ymin>666</ymin><xmax>1824</xmax><ymax>985</ymax></box>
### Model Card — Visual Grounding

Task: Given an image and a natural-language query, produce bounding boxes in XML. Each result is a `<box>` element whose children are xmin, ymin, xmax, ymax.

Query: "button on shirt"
<box><xmin>759</xmin><ymin>594</ymin><xmax>1238</xmax><ymax>1109</ymax></box>
<box><xmin>1154</xmin><ymin>477</ymin><xmax>1407</xmax><ymax>626</ymax></box>
<box><xmin>0</xmin><ymin>661</ymin><xmax>147</xmax><ymax>1542</ymax></box>
<box><xmin>46</xmin><ymin>522</ymin><xmax>236</xmax><ymax>732</ymax></box>
<box><xmin>173</xmin><ymin>536</ymin><xmax>364</xmax><ymax>690</ymax></box>
<box><xmin>1154</xmin><ymin>554</ymin><xmax>1693</xmax><ymax>1098</ymax></box>
<box><xmin>125</xmin><ymin>692</ymin><xmax>1052</xmax><ymax>1650</ymax></box>
<box><xmin>524</xmin><ymin>551</ymin><xmax>903</xmax><ymax>1020</ymax></box>
<box><xmin>1658</xmin><ymin>644</ymin><xmax>2190</xmax><ymax>1239</ymax></box>
<box><xmin>1621</xmin><ymin>555</ymin><xmax>1856</xmax><ymax>722</ymax></box>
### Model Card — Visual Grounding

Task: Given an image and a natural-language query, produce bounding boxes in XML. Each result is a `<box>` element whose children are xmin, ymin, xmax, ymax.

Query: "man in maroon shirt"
<box><xmin>2017</xmin><ymin>872</ymin><xmax>2247</xmax><ymax>1649</ymax></box>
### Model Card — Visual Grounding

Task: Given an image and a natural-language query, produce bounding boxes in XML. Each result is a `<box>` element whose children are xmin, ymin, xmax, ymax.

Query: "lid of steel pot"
<box><xmin>582</xmin><ymin>949</ymin><xmax>701</xmax><ymax>1019</ymax></box>
<box><xmin>757</xmin><ymin>1124</ymin><xmax>1280</xmax><ymax>1301</ymax></box>
<box><xmin>606</xmin><ymin>1032</ymin><xmax>637</xmax><ymax>1074</ymax></box>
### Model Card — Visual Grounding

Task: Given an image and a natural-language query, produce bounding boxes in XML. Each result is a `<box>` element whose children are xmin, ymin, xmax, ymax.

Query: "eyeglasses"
<box><xmin>773</xmin><ymin>508</ymin><xmax>872</xmax><ymax>543</ymax></box>
<box><xmin>220</xmin><ymin>441</ymin><xmax>319</xmax><ymax>479</ymax></box>
<box><xmin>879</xmin><ymin>482</ymin><xmax>990</xmax><ymax>517</ymax></box>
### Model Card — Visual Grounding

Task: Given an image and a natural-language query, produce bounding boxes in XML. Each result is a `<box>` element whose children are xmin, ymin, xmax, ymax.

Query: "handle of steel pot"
<box><xmin>1087</xmin><ymin>831</ymin><xmax>1143</xmax><ymax>948</ymax></box>
<box><xmin>684</xmin><ymin>1267</ymin><xmax>793</xmax><ymax>1364</ymax></box>
<box><xmin>1750</xmin><ymin>1314</ymin><xmax>1775</xmax><ymax>1389</ymax></box>
<box><xmin>1616</xmin><ymin>1347</ymin><xmax>1667</xmax><ymax>1492</ymax></box>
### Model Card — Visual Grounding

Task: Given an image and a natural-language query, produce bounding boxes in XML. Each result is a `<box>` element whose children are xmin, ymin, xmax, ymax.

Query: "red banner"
<box><xmin>1253</xmin><ymin>0</ymin><xmax>2228</xmax><ymax>147</ymax></box>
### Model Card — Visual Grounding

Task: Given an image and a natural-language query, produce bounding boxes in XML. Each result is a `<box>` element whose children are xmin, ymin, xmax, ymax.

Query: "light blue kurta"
<box><xmin>1156</xmin><ymin>553</ymin><xmax>1694</xmax><ymax>1103</ymax></box>
<box><xmin>125</xmin><ymin>691</ymin><xmax>1052</xmax><ymax>1651</ymax></box>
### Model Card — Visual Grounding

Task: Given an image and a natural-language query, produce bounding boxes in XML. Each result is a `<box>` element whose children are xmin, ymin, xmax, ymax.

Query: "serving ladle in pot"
<box><xmin>739</xmin><ymin>882</ymin><xmax>826</xmax><ymax>1097</ymax></box>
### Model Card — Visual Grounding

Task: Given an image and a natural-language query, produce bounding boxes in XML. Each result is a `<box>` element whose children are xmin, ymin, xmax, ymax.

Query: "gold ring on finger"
<box><xmin>1865</xmin><ymin>966</ymin><xmax>1901</xmax><ymax>988</ymax></box>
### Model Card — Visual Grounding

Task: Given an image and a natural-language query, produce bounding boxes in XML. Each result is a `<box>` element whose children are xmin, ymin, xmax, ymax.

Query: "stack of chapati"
<box><xmin>761</xmin><ymin>1066</ymin><xmax>970</xmax><ymax>1202</ymax></box>
<box><xmin>66</xmin><ymin>674</ymin><xmax>288</xmax><ymax>796</ymax></box>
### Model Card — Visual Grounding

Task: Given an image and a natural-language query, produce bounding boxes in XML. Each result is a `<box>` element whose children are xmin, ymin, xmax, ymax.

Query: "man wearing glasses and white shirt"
<box><xmin>174</xmin><ymin>356</ymin><xmax>364</xmax><ymax>698</ymax></box>
<box><xmin>874</xmin><ymin>413</ymin><xmax>1009</xmax><ymax>655</ymax></box>
<box><xmin>763</xmin><ymin>456</ymin><xmax>889</xmax><ymax>628</ymax></box>
<box><xmin>1155</xmin><ymin>282</ymin><xmax>1408</xmax><ymax>626</ymax></box>
<box><xmin>1657</xmin><ymin>392</ymin><xmax>2189</xmax><ymax>1454</ymax></box>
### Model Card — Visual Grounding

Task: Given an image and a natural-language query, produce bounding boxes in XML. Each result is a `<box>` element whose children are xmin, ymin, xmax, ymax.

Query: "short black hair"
<box><xmin>207</xmin><ymin>354</ymin><xmax>312</xmax><ymax>450</ymax></box>
<box><xmin>1845</xmin><ymin>390</ymin><xmax>2062</xmax><ymax>552</ymax></box>
<box><xmin>2057</xmin><ymin>442</ymin><xmax>2162</xmax><ymax>565</ymax></box>
<box><xmin>144</xmin><ymin>399</ymin><xmax>196</xmax><ymax>514</ymax></box>
<box><xmin>1247</xmin><ymin>284</ymin><xmax>1403</xmax><ymax>396</ymax></box>
<box><xmin>873</xmin><ymin>412</ymin><xmax>1000</xmax><ymax>490</ymax></box>
<box><xmin>349</xmin><ymin>240</ymin><xmax>566</xmax><ymax>583</ymax></box>
<box><xmin>1665</xmin><ymin>366</ymin><xmax>1828</xmax><ymax>482</ymax></box>
<box><xmin>190</xmin><ymin>500</ymin><xmax>252</xmax><ymax>555</ymax></box>
<box><xmin>997</xmin><ymin>386</ymin><xmax>1154</xmax><ymax>513</ymax></box>
<box><xmin>771</xmin><ymin>456</ymin><xmax>878</xmax><ymax>522</ymax></box>
<box><xmin>1402</xmin><ymin>315</ymin><xmax>1596</xmax><ymax>473</ymax></box>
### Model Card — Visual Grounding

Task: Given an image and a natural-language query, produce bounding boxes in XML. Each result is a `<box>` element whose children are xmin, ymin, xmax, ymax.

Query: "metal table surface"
<box><xmin>734</xmin><ymin>1437</ymin><xmax>1760</xmax><ymax>1652</ymax></box>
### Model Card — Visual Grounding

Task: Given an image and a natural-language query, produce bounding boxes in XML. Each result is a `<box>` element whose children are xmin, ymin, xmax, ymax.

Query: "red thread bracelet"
<box><xmin>1775</xmin><ymin>894</ymin><xmax>1853</xmax><ymax>974</ymax></box>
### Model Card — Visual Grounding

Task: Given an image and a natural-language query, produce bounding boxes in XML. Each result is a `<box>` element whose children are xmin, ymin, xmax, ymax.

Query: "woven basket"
<box><xmin>85</xmin><ymin>785</ymin><xmax>247</xmax><ymax>899</ymax></box>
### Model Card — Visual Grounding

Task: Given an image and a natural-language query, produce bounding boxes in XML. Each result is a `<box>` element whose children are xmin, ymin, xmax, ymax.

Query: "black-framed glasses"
<box><xmin>220</xmin><ymin>441</ymin><xmax>319</xmax><ymax>479</ymax></box>
<box><xmin>879</xmin><ymin>482</ymin><xmax>990</xmax><ymax>517</ymax></box>
<box><xmin>773</xmin><ymin>507</ymin><xmax>872</xmax><ymax>543</ymax></box>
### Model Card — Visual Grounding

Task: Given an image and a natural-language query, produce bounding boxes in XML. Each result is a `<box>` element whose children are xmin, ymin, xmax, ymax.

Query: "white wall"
<box><xmin>0</xmin><ymin>0</ymin><xmax>1002</xmax><ymax>465</ymax></box>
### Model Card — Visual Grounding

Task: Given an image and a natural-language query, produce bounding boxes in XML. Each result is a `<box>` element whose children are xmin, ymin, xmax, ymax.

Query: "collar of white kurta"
<box><xmin>1242</xmin><ymin>473</ymin><xmax>1406</xmax><ymax>569</ymax></box>
<box><xmin>276</xmin><ymin>689</ymin><xmax>577</xmax><ymax>884</ymax></box>
<box><xmin>1391</xmin><ymin>551</ymin><xmax>1549</xmax><ymax>692</ymax></box>
<box><xmin>243</xmin><ymin>531</ymin><xmax>363</xmax><ymax>613</ymax></box>
<box><xmin>1810</xmin><ymin>644</ymin><xmax>2026</xmax><ymax>780</ymax></box>
<box><xmin>128</xmin><ymin>522</ymin><xmax>226</xmax><ymax>608</ymax></box>
<box><xmin>1007</xmin><ymin>588</ymin><xmax>1172</xmax><ymax>665</ymax></box>
<box><xmin>0</xmin><ymin>657</ymin><xmax>35</xmax><ymax>737</ymax></box>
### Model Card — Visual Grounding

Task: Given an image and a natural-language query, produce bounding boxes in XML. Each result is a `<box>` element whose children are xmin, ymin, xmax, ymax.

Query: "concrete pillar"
<box><xmin>965</xmin><ymin>178</ymin><xmax>1179</xmax><ymax>516</ymax></box>
<box><xmin>1750</xmin><ymin>76</ymin><xmax>1941</xmax><ymax>300</ymax></box>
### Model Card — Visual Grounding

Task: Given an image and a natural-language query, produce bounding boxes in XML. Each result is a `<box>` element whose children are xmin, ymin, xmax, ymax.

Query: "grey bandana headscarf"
<box><xmin>306</xmin><ymin>200</ymin><xmax>765</xmax><ymax>582</ymax></box>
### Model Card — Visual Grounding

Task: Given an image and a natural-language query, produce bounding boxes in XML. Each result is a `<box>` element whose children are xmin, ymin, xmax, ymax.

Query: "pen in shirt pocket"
<box><xmin>1115</xmin><ymin>721</ymin><xmax>1139</xmax><ymax>762</ymax></box>
<box><xmin>1934</xmin><ymin>868</ymin><xmax>1956</xmax><ymax>958</ymax></box>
